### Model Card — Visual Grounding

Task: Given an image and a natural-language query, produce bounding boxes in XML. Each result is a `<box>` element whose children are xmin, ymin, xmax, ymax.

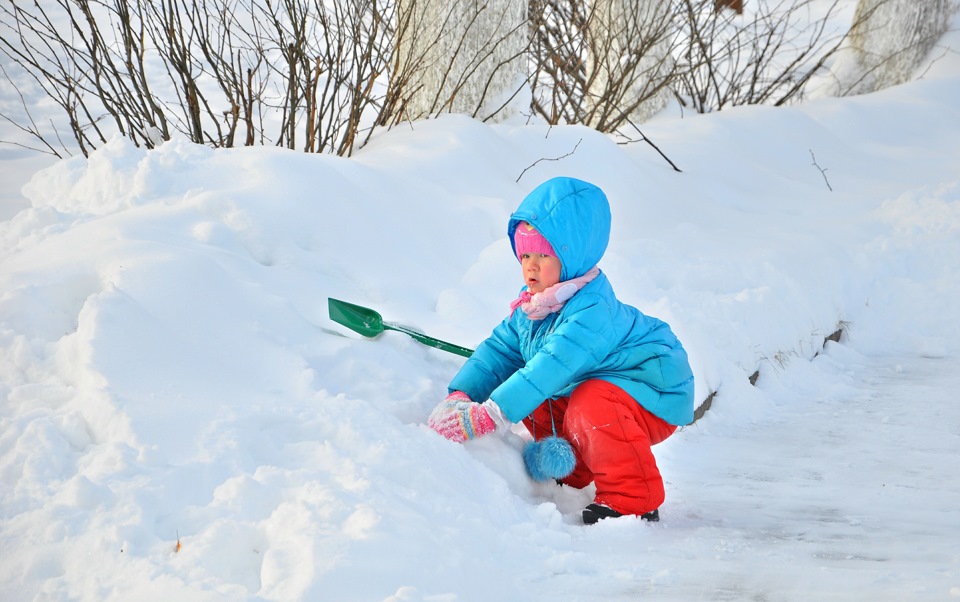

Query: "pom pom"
<box><xmin>537</xmin><ymin>436</ymin><xmax>576</xmax><ymax>479</ymax></box>
<box><xmin>523</xmin><ymin>440</ymin><xmax>549</xmax><ymax>481</ymax></box>
<box><xmin>523</xmin><ymin>436</ymin><xmax>576</xmax><ymax>482</ymax></box>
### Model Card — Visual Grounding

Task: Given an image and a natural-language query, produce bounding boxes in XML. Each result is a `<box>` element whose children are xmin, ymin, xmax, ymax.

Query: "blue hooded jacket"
<box><xmin>448</xmin><ymin>177</ymin><xmax>695</xmax><ymax>426</ymax></box>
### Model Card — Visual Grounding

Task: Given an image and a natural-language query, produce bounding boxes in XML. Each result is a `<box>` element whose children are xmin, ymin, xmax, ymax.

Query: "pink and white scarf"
<box><xmin>509</xmin><ymin>267</ymin><xmax>600</xmax><ymax>320</ymax></box>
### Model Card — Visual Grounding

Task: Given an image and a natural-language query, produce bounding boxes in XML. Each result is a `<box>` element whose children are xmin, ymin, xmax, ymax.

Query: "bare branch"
<box><xmin>515</xmin><ymin>137</ymin><xmax>582</xmax><ymax>182</ymax></box>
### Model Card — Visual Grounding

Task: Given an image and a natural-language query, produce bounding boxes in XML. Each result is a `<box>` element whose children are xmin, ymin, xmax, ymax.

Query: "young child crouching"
<box><xmin>429</xmin><ymin>177</ymin><xmax>694</xmax><ymax>524</ymax></box>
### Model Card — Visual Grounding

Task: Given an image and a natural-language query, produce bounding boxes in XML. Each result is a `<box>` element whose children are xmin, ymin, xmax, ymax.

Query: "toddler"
<box><xmin>429</xmin><ymin>177</ymin><xmax>694</xmax><ymax>524</ymax></box>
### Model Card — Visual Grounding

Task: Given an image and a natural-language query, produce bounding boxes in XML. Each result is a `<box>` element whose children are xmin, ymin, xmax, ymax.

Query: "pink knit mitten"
<box><xmin>428</xmin><ymin>391</ymin><xmax>497</xmax><ymax>443</ymax></box>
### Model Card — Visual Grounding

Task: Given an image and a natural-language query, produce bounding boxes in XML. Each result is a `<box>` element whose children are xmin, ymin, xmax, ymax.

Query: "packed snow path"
<box><xmin>546</xmin><ymin>344</ymin><xmax>960</xmax><ymax>601</ymax></box>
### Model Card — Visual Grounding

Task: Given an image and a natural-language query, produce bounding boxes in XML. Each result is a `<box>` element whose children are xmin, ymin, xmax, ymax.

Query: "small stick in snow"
<box><xmin>810</xmin><ymin>149</ymin><xmax>833</xmax><ymax>191</ymax></box>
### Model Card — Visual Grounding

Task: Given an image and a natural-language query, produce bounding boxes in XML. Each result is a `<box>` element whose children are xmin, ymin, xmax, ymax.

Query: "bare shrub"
<box><xmin>528</xmin><ymin>0</ymin><xmax>589</xmax><ymax>125</ymax></box>
<box><xmin>248</xmin><ymin>0</ymin><xmax>399</xmax><ymax>155</ymax></box>
<box><xmin>0</xmin><ymin>0</ymin><xmax>536</xmax><ymax>157</ymax></box>
<box><xmin>674</xmin><ymin>0</ymin><xmax>854</xmax><ymax>112</ymax></box>
<box><xmin>584</xmin><ymin>0</ymin><xmax>678</xmax><ymax>130</ymax></box>
<box><xmin>0</xmin><ymin>1</ymin><xmax>168</xmax><ymax>156</ymax></box>
<box><xmin>529</xmin><ymin>0</ymin><xmax>680</xmax><ymax>131</ymax></box>
<box><xmin>4</xmin><ymin>0</ymin><xmax>946</xmax><ymax>158</ymax></box>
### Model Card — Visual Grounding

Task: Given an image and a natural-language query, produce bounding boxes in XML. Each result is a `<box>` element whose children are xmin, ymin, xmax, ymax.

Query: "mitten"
<box><xmin>428</xmin><ymin>391</ymin><xmax>498</xmax><ymax>443</ymax></box>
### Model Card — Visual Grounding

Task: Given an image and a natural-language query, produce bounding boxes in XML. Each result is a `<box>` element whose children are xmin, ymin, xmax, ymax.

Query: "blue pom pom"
<box><xmin>536</xmin><ymin>436</ymin><xmax>576</xmax><ymax>479</ymax></box>
<box><xmin>523</xmin><ymin>436</ymin><xmax>576</xmax><ymax>481</ymax></box>
<box><xmin>523</xmin><ymin>440</ymin><xmax>550</xmax><ymax>481</ymax></box>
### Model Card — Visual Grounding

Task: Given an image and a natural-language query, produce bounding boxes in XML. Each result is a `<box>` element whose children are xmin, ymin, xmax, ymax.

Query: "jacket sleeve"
<box><xmin>490</xmin><ymin>294</ymin><xmax>619</xmax><ymax>423</ymax></box>
<box><xmin>447</xmin><ymin>314</ymin><xmax>525</xmax><ymax>404</ymax></box>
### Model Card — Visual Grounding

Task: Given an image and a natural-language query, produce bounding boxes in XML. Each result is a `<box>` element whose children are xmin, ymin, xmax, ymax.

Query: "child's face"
<box><xmin>520</xmin><ymin>253</ymin><xmax>562</xmax><ymax>293</ymax></box>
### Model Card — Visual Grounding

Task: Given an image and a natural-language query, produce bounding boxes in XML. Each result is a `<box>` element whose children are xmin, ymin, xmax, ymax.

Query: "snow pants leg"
<box><xmin>522</xmin><ymin>379</ymin><xmax>677</xmax><ymax>516</ymax></box>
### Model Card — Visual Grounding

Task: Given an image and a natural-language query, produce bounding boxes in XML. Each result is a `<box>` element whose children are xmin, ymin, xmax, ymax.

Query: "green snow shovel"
<box><xmin>328</xmin><ymin>298</ymin><xmax>474</xmax><ymax>358</ymax></box>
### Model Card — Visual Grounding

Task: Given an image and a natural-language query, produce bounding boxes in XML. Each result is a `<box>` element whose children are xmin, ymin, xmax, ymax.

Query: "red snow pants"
<box><xmin>522</xmin><ymin>379</ymin><xmax>677</xmax><ymax>516</ymax></box>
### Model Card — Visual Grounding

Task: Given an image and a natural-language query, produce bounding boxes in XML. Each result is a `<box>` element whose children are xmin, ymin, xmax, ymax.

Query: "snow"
<box><xmin>2</xmin><ymin>11</ymin><xmax>960</xmax><ymax>602</ymax></box>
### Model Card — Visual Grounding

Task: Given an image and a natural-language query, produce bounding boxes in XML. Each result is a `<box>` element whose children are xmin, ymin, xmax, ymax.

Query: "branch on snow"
<box><xmin>515</xmin><ymin>138</ymin><xmax>583</xmax><ymax>182</ymax></box>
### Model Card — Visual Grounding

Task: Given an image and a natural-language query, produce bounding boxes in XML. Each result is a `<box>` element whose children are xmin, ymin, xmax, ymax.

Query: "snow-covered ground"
<box><xmin>2</xmin><ymin>10</ymin><xmax>959</xmax><ymax>602</ymax></box>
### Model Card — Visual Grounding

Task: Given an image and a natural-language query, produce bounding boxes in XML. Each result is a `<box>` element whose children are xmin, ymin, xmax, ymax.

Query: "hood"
<box><xmin>509</xmin><ymin>177</ymin><xmax>611</xmax><ymax>280</ymax></box>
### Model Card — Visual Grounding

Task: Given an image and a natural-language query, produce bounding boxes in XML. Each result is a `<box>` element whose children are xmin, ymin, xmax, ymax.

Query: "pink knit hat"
<box><xmin>514</xmin><ymin>221</ymin><xmax>556</xmax><ymax>259</ymax></box>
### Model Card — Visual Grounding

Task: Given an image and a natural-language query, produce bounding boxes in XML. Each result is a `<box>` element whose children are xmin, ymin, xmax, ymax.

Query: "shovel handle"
<box><xmin>385</xmin><ymin>323</ymin><xmax>474</xmax><ymax>358</ymax></box>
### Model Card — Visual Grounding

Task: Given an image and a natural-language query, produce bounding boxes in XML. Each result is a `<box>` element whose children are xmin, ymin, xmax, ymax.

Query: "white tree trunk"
<box><xmin>585</xmin><ymin>0</ymin><xmax>674</xmax><ymax>128</ymax></box>
<box><xmin>395</xmin><ymin>0</ymin><xmax>528</xmax><ymax>122</ymax></box>
<box><xmin>849</xmin><ymin>0</ymin><xmax>952</xmax><ymax>92</ymax></box>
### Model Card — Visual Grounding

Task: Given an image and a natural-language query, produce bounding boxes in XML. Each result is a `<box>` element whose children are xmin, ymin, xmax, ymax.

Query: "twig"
<box><xmin>515</xmin><ymin>138</ymin><xmax>582</xmax><ymax>182</ymax></box>
<box><xmin>619</xmin><ymin>118</ymin><xmax>682</xmax><ymax>172</ymax></box>
<box><xmin>0</xmin><ymin>65</ymin><xmax>64</xmax><ymax>158</ymax></box>
<box><xmin>810</xmin><ymin>149</ymin><xmax>832</xmax><ymax>191</ymax></box>
<box><xmin>915</xmin><ymin>44</ymin><xmax>954</xmax><ymax>80</ymax></box>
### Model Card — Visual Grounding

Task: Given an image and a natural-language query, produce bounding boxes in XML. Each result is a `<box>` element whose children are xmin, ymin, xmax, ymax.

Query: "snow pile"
<box><xmin>1</xmin><ymin>18</ymin><xmax>960</xmax><ymax>602</ymax></box>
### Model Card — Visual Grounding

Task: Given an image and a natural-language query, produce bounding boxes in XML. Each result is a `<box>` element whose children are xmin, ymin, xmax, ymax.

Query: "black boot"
<box><xmin>582</xmin><ymin>503</ymin><xmax>659</xmax><ymax>524</ymax></box>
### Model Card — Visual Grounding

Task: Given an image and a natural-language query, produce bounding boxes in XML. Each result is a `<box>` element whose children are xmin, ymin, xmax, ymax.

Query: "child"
<box><xmin>428</xmin><ymin>177</ymin><xmax>694</xmax><ymax>524</ymax></box>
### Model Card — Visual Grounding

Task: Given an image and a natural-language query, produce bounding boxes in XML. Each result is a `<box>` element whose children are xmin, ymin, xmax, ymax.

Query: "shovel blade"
<box><xmin>328</xmin><ymin>298</ymin><xmax>385</xmax><ymax>338</ymax></box>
